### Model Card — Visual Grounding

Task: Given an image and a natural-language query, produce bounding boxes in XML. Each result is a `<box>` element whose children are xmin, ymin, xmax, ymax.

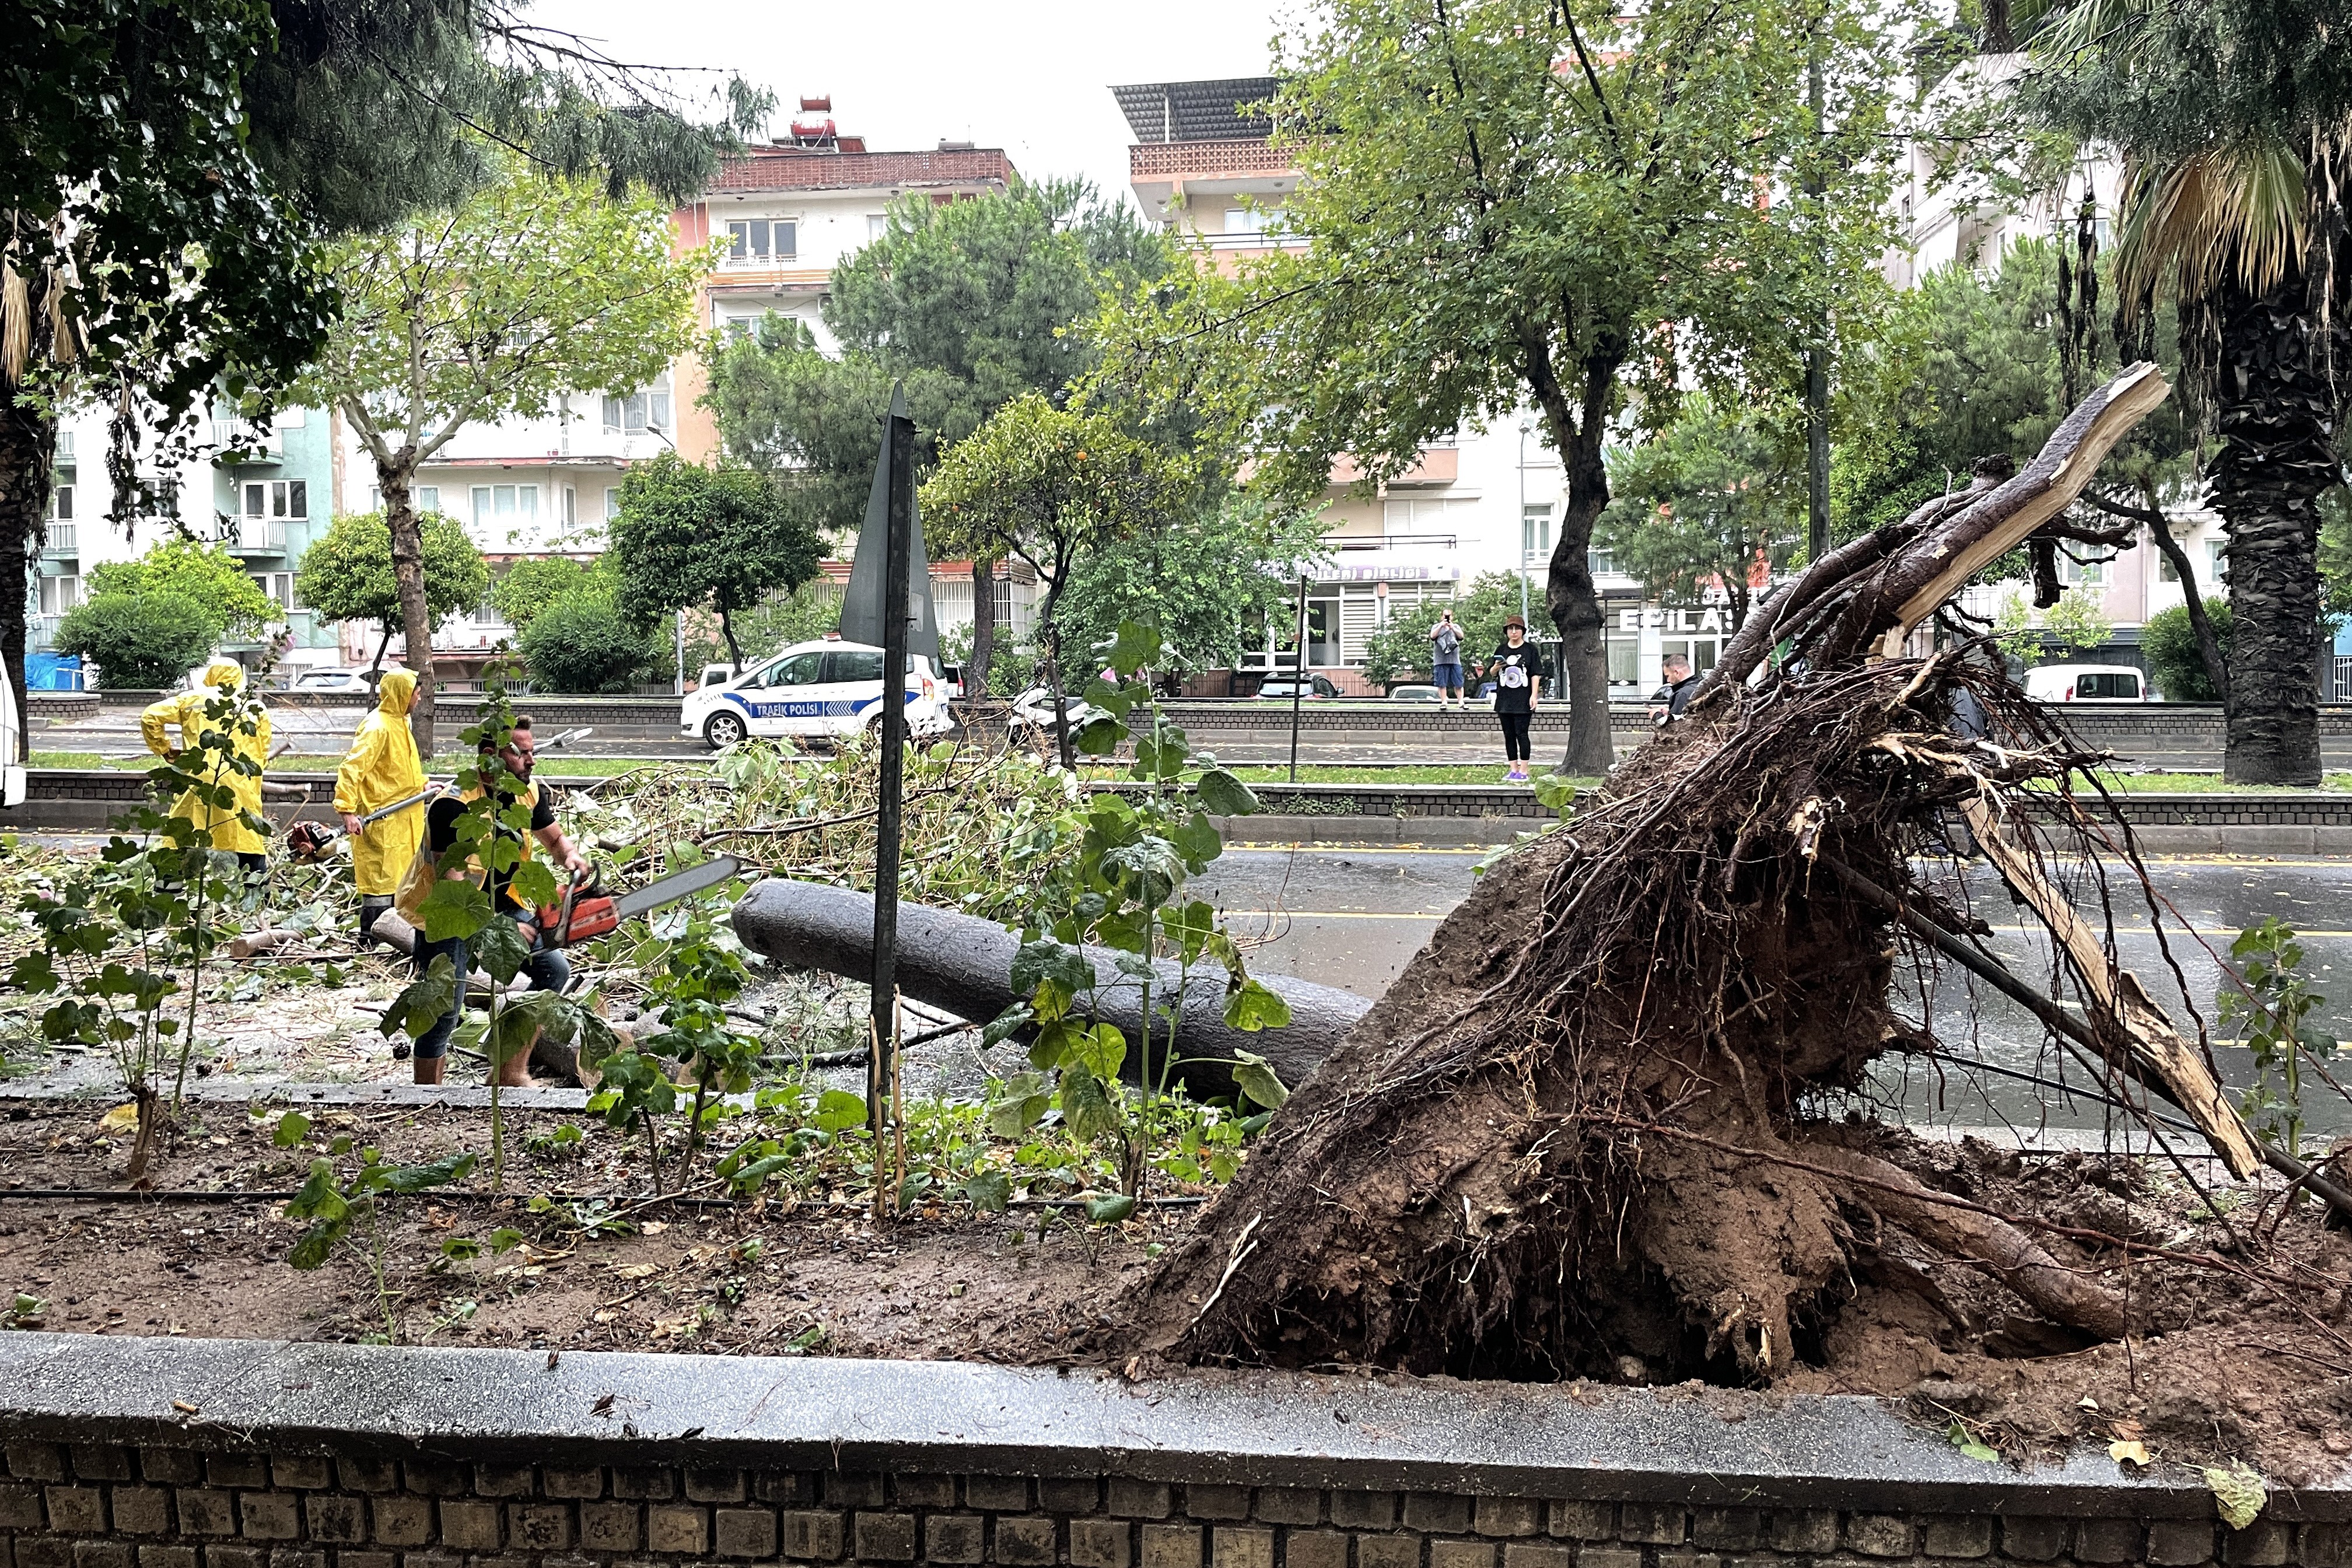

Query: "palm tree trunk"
<box><xmin>2212</xmin><ymin>264</ymin><xmax>2343</xmax><ymax>785</ymax></box>
<box><xmin>0</xmin><ymin>404</ymin><xmax>59</xmax><ymax>760</ymax></box>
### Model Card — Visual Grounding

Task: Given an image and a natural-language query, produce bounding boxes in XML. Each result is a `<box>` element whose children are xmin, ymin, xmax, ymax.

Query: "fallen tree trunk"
<box><xmin>730</xmin><ymin>878</ymin><xmax>1366</xmax><ymax>1100</ymax></box>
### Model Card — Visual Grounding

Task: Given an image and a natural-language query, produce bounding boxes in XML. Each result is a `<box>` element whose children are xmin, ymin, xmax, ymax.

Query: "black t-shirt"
<box><xmin>1488</xmin><ymin>642</ymin><xmax>1542</xmax><ymax>713</ymax></box>
<box><xmin>425</xmin><ymin>786</ymin><xmax>555</xmax><ymax>911</ymax></box>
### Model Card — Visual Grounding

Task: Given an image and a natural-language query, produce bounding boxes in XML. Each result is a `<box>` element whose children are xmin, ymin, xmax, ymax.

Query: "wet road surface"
<box><xmin>1194</xmin><ymin>848</ymin><xmax>2352</xmax><ymax>1137</ymax></box>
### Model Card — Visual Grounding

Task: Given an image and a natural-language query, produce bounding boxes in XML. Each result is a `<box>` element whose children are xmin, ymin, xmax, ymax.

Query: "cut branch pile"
<box><xmin>1121</xmin><ymin>365</ymin><xmax>2351</xmax><ymax>1396</ymax></box>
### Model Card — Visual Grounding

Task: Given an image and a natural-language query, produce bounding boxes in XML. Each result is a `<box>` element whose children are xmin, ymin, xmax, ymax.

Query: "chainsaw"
<box><xmin>284</xmin><ymin>727</ymin><xmax>596</xmax><ymax>863</ymax></box>
<box><xmin>533</xmin><ymin>854</ymin><xmax>743</xmax><ymax>949</ymax></box>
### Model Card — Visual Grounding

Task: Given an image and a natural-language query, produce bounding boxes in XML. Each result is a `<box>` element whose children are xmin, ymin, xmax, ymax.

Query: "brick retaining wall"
<box><xmin>0</xmin><ymin>1340</ymin><xmax>2341</xmax><ymax>1568</ymax></box>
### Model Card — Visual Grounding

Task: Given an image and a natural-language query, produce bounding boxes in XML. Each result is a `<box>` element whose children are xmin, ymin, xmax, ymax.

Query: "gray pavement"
<box><xmin>1194</xmin><ymin>847</ymin><xmax>2352</xmax><ymax>1138</ymax></box>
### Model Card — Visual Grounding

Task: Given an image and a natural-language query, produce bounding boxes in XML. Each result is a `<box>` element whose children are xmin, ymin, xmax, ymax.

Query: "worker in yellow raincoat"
<box><xmin>332</xmin><ymin>670</ymin><xmax>427</xmax><ymax>943</ymax></box>
<box><xmin>140</xmin><ymin>657</ymin><xmax>274</xmax><ymax>875</ymax></box>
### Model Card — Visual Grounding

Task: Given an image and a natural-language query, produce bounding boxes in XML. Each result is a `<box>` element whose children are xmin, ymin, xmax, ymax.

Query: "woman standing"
<box><xmin>1485</xmin><ymin>617</ymin><xmax>1542</xmax><ymax>782</ymax></box>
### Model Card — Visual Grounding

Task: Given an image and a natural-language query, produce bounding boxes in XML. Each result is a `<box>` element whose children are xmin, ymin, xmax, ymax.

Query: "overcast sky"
<box><xmin>542</xmin><ymin>0</ymin><xmax>1301</xmax><ymax>212</ymax></box>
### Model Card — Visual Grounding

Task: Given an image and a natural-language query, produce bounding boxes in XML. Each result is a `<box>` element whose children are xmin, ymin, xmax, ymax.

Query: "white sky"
<box><xmin>539</xmin><ymin>0</ymin><xmax>1299</xmax><ymax>212</ymax></box>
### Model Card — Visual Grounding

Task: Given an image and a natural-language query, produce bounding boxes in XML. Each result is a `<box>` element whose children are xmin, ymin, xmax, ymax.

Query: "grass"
<box><xmin>2061</xmin><ymin>771</ymin><xmax>2352</xmax><ymax>793</ymax></box>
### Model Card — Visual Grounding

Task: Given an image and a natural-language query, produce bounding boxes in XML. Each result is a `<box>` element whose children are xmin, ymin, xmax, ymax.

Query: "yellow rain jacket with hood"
<box><xmin>140</xmin><ymin>659</ymin><xmax>273</xmax><ymax>856</ymax></box>
<box><xmin>332</xmin><ymin>670</ymin><xmax>427</xmax><ymax>894</ymax></box>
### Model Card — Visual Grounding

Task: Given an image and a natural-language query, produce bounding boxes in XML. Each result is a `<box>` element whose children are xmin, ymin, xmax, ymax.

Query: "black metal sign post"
<box><xmin>1289</xmin><ymin>575</ymin><xmax>1309</xmax><ymax>783</ymax></box>
<box><xmin>869</xmin><ymin>388</ymin><xmax>916</xmax><ymax>1220</ymax></box>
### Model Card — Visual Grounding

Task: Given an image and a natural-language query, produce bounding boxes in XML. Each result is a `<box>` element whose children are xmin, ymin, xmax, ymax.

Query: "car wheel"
<box><xmin>704</xmin><ymin>711</ymin><xmax>747</xmax><ymax>749</ymax></box>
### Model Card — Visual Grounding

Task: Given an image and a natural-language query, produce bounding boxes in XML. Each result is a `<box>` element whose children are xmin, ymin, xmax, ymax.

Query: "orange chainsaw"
<box><xmin>533</xmin><ymin>854</ymin><xmax>743</xmax><ymax>949</ymax></box>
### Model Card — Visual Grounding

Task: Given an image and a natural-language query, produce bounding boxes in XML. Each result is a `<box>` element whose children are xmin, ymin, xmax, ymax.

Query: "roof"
<box><xmin>1111</xmin><ymin>78</ymin><xmax>1280</xmax><ymax>144</ymax></box>
<box><xmin>706</xmin><ymin>145</ymin><xmax>1015</xmax><ymax>195</ymax></box>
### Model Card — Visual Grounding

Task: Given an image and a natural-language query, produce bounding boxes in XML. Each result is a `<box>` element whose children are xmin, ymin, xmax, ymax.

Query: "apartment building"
<box><xmin>27</xmin><ymin>403</ymin><xmax>346</xmax><ymax>686</ymax></box>
<box><xmin>1115</xmin><ymin>77</ymin><xmax>1652</xmax><ymax>695</ymax></box>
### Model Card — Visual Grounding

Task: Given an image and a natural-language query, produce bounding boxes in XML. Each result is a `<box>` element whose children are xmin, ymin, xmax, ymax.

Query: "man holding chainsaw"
<box><xmin>332</xmin><ymin>670</ymin><xmax>426</xmax><ymax>945</ymax></box>
<box><xmin>397</xmin><ymin>715</ymin><xmax>589</xmax><ymax>1088</ymax></box>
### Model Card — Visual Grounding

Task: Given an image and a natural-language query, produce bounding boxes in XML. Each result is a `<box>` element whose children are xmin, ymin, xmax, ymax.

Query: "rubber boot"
<box><xmin>359</xmin><ymin>895</ymin><xmax>394</xmax><ymax>947</ymax></box>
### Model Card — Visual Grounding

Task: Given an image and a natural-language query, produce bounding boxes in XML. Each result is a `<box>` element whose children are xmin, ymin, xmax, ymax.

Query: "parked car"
<box><xmin>1387</xmin><ymin>684</ymin><xmax>1441</xmax><ymax>702</ymax></box>
<box><xmin>2023</xmin><ymin>664</ymin><xmax>2150</xmax><ymax>703</ymax></box>
<box><xmin>1007</xmin><ymin>685</ymin><xmax>1101</xmax><ymax>737</ymax></box>
<box><xmin>680</xmin><ymin>639</ymin><xmax>951</xmax><ymax>749</ymax></box>
<box><xmin>292</xmin><ymin>668</ymin><xmax>377</xmax><ymax>695</ymax></box>
<box><xmin>694</xmin><ymin>663</ymin><xmax>738</xmax><ymax>692</ymax></box>
<box><xmin>1255</xmin><ymin>674</ymin><xmax>1343</xmax><ymax>700</ymax></box>
<box><xmin>937</xmin><ymin>664</ymin><xmax>966</xmax><ymax>703</ymax></box>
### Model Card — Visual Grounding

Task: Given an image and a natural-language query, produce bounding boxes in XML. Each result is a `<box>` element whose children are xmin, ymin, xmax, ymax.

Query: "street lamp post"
<box><xmin>644</xmin><ymin>421</ymin><xmax>684</xmax><ymax>697</ymax></box>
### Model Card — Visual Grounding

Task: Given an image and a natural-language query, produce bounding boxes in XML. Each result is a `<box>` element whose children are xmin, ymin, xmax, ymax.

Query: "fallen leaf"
<box><xmin>96</xmin><ymin>1104</ymin><xmax>139</xmax><ymax>1135</ymax></box>
<box><xmin>2109</xmin><ymin>1440</ymin><xmax>2152</xmax><ymax>1468</ymax></box>
<box><xmin>2204</xmin><ymin>1463</ymin><xmax>2267</xmax><ymax>1531</ymax></box>
<box><xmin>170</xmin><ymin>1401</ymin><xmax>200</xmax><ymax>1416</ymax></box>
<box><xmin>612</xmin><ymin>1264</ymin><xmax>659</xmax><ymax>1280</ymax></box>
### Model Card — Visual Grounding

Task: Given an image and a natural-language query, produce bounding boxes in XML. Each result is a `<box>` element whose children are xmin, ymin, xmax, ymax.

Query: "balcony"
<box><xmin>1131</xmin><ymin>139</ymin><xmax>1295</xmax><ymax>181</ymax></box>
<box><xmin>43</xmin><ymin>523</ymin><xmax>76</xmax><ymax>556</ymax></box>
<box><xmin>211</xmin><ymin>419</ymin><xmax>283</xmax><ymax>465</ymax></box>
<box><xmin>1339</xmin><ymin>533</ymin><xmax>1457</xmax><ymax>551</ymax></box>
<box><xmin>226</xmin><ymin>517</ymin><xmax>288</xmax><ymax>554</ymax></box>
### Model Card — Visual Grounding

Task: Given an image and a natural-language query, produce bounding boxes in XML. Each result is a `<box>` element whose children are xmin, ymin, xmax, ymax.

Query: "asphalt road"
<box><xmin>1193</xmin><ymin>846</ymin><xmax>2352</xmax><ymax>1137</ymax></box>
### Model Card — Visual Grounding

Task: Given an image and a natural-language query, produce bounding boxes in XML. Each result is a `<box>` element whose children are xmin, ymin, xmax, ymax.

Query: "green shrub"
<box><xmin>54</xmin><ymin>592</ymin><xmax>219</xmax><ymax>688</ymax></box>
<box><xmin>2142</xmin><ymin>598</ymin><xmax>2231</xmax><ymax>702</ymax></box>
<box><xmin>516</xmin><ymin>593</ymin><xmax>664</xmax><ymax>692</ymax></box>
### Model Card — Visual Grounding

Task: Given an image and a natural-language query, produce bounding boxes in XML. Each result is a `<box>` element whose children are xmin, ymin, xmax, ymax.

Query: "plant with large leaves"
<box><xmin>983</xmin><ymin>621</ymin><xmax>1291</xmax><ymax>1208</ymax></box>
<box><xmin>2019</xmin><ymin>0</ymin><xmax>2352</xmax><ymax>783</ymax></box>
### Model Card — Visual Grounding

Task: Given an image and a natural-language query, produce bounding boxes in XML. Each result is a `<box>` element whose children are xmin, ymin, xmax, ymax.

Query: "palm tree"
<box><xmin>2023</xmin><ymin>0</ymin><xmax>2352</xmax><ymax>785</ymax></box>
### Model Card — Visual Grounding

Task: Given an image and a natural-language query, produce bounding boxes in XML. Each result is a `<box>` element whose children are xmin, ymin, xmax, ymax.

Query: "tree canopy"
<box><xmin>489</xmin><ymin>556</ymin><xmax>594</xmax><ymax>631</ymax></box>
<box><xmin>88</xmin><ymin>540</ymin><xmax>285</xmax><ymax>643</ymax></box>
<box><xmin>923</xmin><ymin>396</ymin><xmax>1194</xmax><ymax>762</ymax></box>
<box><xmin>606</xmin><ymin>454</ymin><xmax>824</xmax><ymax>671</ymax></box>
<box><xmin>1054</xmin><ymin>498</ymin><xmax>1326</xmax><ymax>678</ymax></box>
<box><xmin>293</xmin><ymin>510</ymin><xmax>489</xmax><ymax>668</ymax></box>
<box><xmin>1092</xmin><ymin>0</ymin><xmax>1904</xmax><ymax>772</ymax></box>
<box><xmin>289</xmin><ymin>166</ymin><xmax>706</xmax><ymax>750</ymax></box>
<box><xmin>54</xmin><ymin>593</ymin><xmax>220</xmax><ymax>691</ymax></box>
<box><xmin>1598</xmin><ymin>399</ymin><xmax>1803</xmax><ymax>634</ymax></box>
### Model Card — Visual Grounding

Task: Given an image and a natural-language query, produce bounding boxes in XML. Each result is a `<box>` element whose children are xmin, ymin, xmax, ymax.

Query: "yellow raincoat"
<box><xmin>140</xmin><ymin>659</ymin><xmax>273</xmax><ymax>856</ymax></box>
<box><xmin>332</xmin><ymin>670</ymin><xmax>427</xmax><ymax>895</ymax></box>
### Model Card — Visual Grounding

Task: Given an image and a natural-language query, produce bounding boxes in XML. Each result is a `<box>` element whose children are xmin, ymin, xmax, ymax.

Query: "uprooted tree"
<box><xmin>1119</xmin><ymin>362</ymin><xmax>2350</xmax><ymax>1384</ymax></box>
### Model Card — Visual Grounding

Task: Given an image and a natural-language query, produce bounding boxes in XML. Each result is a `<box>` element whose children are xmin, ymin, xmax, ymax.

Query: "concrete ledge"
<box><xmin>0</xmin><ymin>1335</ymin><xmax>2342</xmax><ymax>1519</ymax></box>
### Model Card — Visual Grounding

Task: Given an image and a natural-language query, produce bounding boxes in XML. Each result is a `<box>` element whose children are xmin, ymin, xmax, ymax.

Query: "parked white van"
<box><xmin>1</xmin><ymin>676</ymin><xmax>24</xmax><ymax>809</ymax></box>
<box><xmin>680</xmin><ymin>638</ymin><xmax>950</xmax><ymax>749</ymax></box>
<box><xmin>2023</xmin><ymin>664</ymin><xmax>2149</xmax><ymax>703</ymax></box>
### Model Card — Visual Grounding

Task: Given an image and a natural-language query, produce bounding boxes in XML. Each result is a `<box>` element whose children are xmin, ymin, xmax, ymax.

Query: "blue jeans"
<box><xmin>412</xmin><ymin>926</ymin><xmax>572</xmax><ymax>1060</ymax></box>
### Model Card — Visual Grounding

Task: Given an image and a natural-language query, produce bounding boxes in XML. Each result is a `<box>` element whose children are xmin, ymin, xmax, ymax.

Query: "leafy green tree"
<box><xmin>2020</xmin><ymin>0</ymin><xmax>2352</xmax><ymax>783</ymax></box>
<box><xmin>1361</xmin><ymin>574</ymin><xmax>1537</xmax><ymax>689</ymax></box>
<box><xmin>708</xmin><ymin>179</ymin><xmax>1167</xmax><ymax>694</ymax></box>
<box><xmin>517</xmin><ymin>594</ymin><xmax>664</xmax><ymax>693</ymax></box>
<box><xmin>293</xmin><ymin>510</ymin><xmax>490</xmax><ymax>674</ymax></box>
<box><xmin>2144</xmin><ymin>599</ymin><xmax>2234</xmax><ymax>702</ymax></box>
<box><xmin>287</xmin><ymin>167</ymin><xmax>706</xmax><ymax>752</ymax></box>
<box><xmin>1093</xmin><ymin>0</ymin><xmax>1903</xmax><ymax>773</ymax></box>
<box><xmin>88</xmin><ymin>540</ymin><xmax>283</xmax><ymax>643</ymax></box>
<box><xmin>923</xmin><ymin>396</ymin><xmax>1194</xmax><ymax>764</ymax></box>
<box><xmin>2</xmin><ymin>0</ymin><xmax>333</xmax><ymax>759</ymax></box>
<box><xmin>1599</xmin><ymin>400</ymin><xmax>1802</xmax><ymax>633</ymax></box>
<box><xmin>1055</xmin><ymin>498</ymin><xmax>1325</xmax><ymax>678</ymax></box>
<box><xmin>489</xmin><ymin>557</ymin><xmax>592</xmax><ymax>631</ymax></box>
<box><xmin>54</xmin><ymin>594</ymin><xmax>219</xmax><ymax>689</ymax></box>
<box><xmin>698</xmin><ymin>579</ymin><xmax>843</xmax><ymax>673</ymax></box>
<box><xmin>606</xmin><ymin>454</ymin><xmax>824</xmax><ymax>672</ymax></box>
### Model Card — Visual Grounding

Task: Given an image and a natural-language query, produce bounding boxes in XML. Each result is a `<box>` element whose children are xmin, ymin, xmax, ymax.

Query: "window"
<box><xmin>2208</xmin><ymin>539</ymin><xmax>2228</xmax><ymax>579</ymax></box>
<box><xmin>1589</xmin><ymin>544</ymin><xmax>1616</xmax><ymax>577</ymax></box>
<box><xmin>868</xmin><ymin>214</ymin><xmax>889</xmax><ymax>243</ymax></box>
<box><xmin>724</xmin><ymin>218</ymin><xmax>796</xmax><ymax>263</ymax></box>
<box><xmin>1223</xmin><ymin>206</ymin><xmax>1266</xmax><ymax>236</ymax></box>
<box><xmin>1381</xmin><ymin>497</ymin><xmax>1474</xmax><ymax>540</ymax></box>
<box><xmin>240</xmin><ymin>480</ymin><xmax>307</xmax><ymax>519</ymax></box>
<box><xmin>417</xmin><ymin>485</ymin><xmax>439</xmax><ymax>514</ymax></box>
<box><xmin>757</xmin><ymin>652</ymin><xmax>825</xmax><ymax>688</ymax></box>
<box><xmin>602</xmin><ymin>373</ymin><xmax>675</xmax><ymax>436</ymax></box>
<box><xmin>37</xmin><ymin>574</ymin><xmax>79</xmax><ymax>615</ymax></box>
<box><xmin>2057</xmin><ymin>551</ymin><xmax>2109</xmax><ymax>587</ymax></box>
<box><xmin>2158</xmin><ymin>554</ymin><xmax>2179</xmax><ymax>583</ymax></box>
<box><xmin>253</xmin><ymin>572</ymin><xmax>296</xmax><ymax>610</ymax></box>
<box><xmin>48</xmin><ymin>485</ymin><xmax>71</xmax><ymax>521</ymax></box>
<box><xmin>562</xmin><ymin>485</ymin><xmax>576</xmax><ymax>525</ymax></box>
<box><xmin>1522</xmin><ymin>503</ymin><xmax>1553</xmax><ymax>558</ymax></box>
<box><xmin>828</xmin><ymin>650</ymin><xmax>884</xmax><ymax>684</ymax></box>
<box><xmin>604</xmin><ymin>487</ymin><xmax>623</xmax><ymax>521</ymax></box>
<box><xmin>2077</xmin><ymin>671</ymin><xmax>2141</xmax><ymax>699</ymax></box>
<box><xmin>276</xmin><ymin>407</ymin><xmax>307</xmax><ymax>429</ymax></box>
<box><xmin>470</xmin><ymin>485</ymin><xmax>541</xmax><ymax>528</ymax></box>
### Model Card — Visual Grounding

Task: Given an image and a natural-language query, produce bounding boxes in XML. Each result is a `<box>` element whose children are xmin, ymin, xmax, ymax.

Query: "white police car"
<box><xmin>681</xmin><ymin>638</ymin><xmax>951</xmax><ymax>750</ymax></box>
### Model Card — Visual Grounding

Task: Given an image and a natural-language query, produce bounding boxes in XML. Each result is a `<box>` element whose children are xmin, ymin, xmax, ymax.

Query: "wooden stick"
<box><xmin>1957</xmin><ymin>795</ymin><xmax>2263</xmax><ymax>1179</ymax></box>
